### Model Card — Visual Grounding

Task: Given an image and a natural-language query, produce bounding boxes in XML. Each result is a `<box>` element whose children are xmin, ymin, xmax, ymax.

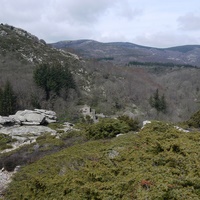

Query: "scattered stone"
<box><xmin>108</xmin><ymin>150</ymin><xmax>119</xmax><ymax>159</ymax></box>
<box><xmin>58</xmin><ymin>122</ymin><xmax>78</xmax><ymax>132</ymax></box>
<box><xmin>142</xmin><ymin>120</ymin><xmax>151</xmax><ymax>129</ymax></box>
<box><xmin>116</xmin><ymin>133</ymin><xmax>124</xmax><ymax>137</ymax></box>
<box><xmin>174</xmin><ymin>126</ymin><xmax>190</xmax><ymax>133</ymax></box>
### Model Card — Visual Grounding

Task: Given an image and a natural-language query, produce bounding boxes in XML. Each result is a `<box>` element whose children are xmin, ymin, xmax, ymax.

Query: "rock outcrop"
<box><xmin>0</xmin><ymin>109</ymin><xmax>57</xmax><ymax>127</ymax></box>
<box><xmin>0</xmin><ymin>109</ymin><xmax>57</xmax><ymax>153</ymax></box>
<box><xmin>0</xmin><ymin>125</ymin><xmax>57</xmax><ymax>154</ymax></box>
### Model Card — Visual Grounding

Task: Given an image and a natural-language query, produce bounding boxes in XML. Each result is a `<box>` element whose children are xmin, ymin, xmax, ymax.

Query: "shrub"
<box><xmin>3</xmin><ymin>156</ymin><xmax>19</xmax><ymax>171</ymax></box>
<box><xmin>36</xmin><ymin>133</ymin><xmax>64</xmax><ymax>150</ymax></box>
<box><xmin>0</xmin><ymin>133</ymin><xmax>15</xmax><ymax>150</ymax></box>
<box><xmin>60</xmin><ymin>130</ymin><xmax>83</xmax><ymax>140</ymax></box>
<box><xmin>85</xmin><ymin>118</ymin><xmax>130</xmax><ymax>139</ymax></box>
<box><xmin>118</xmin><ymin>115</ymin><xmax>140</xmax><ymax>131</ymax></box>
<box><xmin>47</xmin><ymin>123</ymin><xmax>64</xmax><ymax>130</ymax></box>
<box><xmin>187</xmin><ymin>110</ymin><xmax>200</xmax><ymax>128</ymax></box>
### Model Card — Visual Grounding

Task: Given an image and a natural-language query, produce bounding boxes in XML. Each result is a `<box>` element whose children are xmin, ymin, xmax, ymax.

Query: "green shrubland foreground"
<box><xmin>4</xmin><ymin>121</ymin><xmax>200</xmax><ymax>199</ymax></box>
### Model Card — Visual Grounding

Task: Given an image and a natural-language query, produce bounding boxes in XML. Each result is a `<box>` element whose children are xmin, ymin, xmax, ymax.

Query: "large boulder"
<box><xmin>34</xmin><ymin>109</ymin><xmax>57</xmax><ymax>123</ymax></box>
<box><xmin>9</xmin><ymin>109</ymin><xmax>57</xmax><ymax>125</ymax></box>
<box><xmin>10</xmin><ymin>110</ymin><xmax>45</xmax><ymax>125</ymax></box>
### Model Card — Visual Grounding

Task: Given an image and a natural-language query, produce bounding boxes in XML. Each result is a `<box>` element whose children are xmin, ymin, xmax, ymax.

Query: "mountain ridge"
<box><xmin>51</xmin><ymin>39</ymin><xmax>200</xmax><ymax>66</ymax></box>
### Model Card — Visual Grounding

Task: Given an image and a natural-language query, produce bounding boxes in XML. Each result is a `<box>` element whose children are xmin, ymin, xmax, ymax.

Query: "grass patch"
<box><xmin>0</xmin><ymin>133</ymin><xmax>16</xmax><ymax>151</ymax></box>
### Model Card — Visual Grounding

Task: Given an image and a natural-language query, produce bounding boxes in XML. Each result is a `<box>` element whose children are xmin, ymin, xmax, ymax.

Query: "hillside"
<box><xmin>0</xmin><ymin>24</ymin><xmax>200</xmax><ymax>123</ymax></box>
<box><xmin>50</xmin><ymin>40</ymin><xmax>200</xmax><ymax>122</ymax></box>
<box><xmin>3</xmin><ymin>121</ymin><xmax>200</xmax><ymax>199</ymax></box>
<box><xmin>51</xmin><ymin>40</ymin><xmax>200</xmax><ymax>67</ymax></box>
<box><xmin>1</xmin><ymin>24</ymin><xmax>200</xmax><ymax>200</ymax></box>
<box><xmin>0</xmin><ymin>24</ymin><xmax>84</xmax><ymax>118</ymax></box>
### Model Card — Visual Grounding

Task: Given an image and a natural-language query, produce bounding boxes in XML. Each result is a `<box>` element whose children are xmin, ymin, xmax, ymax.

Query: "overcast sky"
<box><xmin>1</xmin><ymin>0</ymin><xmax>200</xmax><ymax>48</ymax></box>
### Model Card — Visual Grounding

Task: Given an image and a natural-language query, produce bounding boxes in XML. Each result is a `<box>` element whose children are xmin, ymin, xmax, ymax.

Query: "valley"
<box><xmin>0</xmin><ymin>24</ymin><xmax>200</xmax><ymax>199</ymax></box>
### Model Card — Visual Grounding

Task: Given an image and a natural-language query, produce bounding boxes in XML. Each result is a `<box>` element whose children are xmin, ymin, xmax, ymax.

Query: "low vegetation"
<box><xmin>4</xmin><ymin>121</ymin><xmax>200</xmax><ymax>199</ymax></box>
<box><xmin>0</xmin><ymin>133</ymin><xmax>15</xmax><ymax>151</ymax></box>
<box><xmin>0</xmin><ymin>128</ymin><xmax>87</xmax><ymax>172</ymax></box>
<box><xmin>186</xmin><ymin>109</ymin><xmax>200</xmax><ymax>128</ymax></box>
<box><xmin>85</xmin><ymin>118</ymin><xmax>137</xmax><ymax>140</ymax></box>
<box><xmin>128</xmin><ymin>61</ymin><xmax>197</xmax><ymax>68</ymax></box>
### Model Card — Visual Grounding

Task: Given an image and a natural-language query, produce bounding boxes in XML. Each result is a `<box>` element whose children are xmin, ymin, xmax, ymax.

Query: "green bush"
<box><xmin>118</xmin><ymin>115</ymin><xmax>140</xmax><ymax>131</ymax></box>
<box><xmin>0</xmin><ymin>133</ymin><xmax>15</xmax><ymax>150</ymax></box>
<box><xmin>60</xmin><ymin>130</ymin><xmax>83</xmax><ymax>140</ymax></box>
<box><xmin>187</xmin><ymin>110</ymin><xmax>200</xmax><ymax>128</ymax></box>
<box><xmin>47</xmin><ymin>123</ymin><xmax>64</xmax><ymax>130</ymax></box>
<box><xmin>85</xmin><ymin>118</ymin><xmax>130</xmax><ymax>139</ymax></box>
<box><xmin>36</xmin><ymin>133</ymin><xmax>64</xmax><ymax>151</ymax></box>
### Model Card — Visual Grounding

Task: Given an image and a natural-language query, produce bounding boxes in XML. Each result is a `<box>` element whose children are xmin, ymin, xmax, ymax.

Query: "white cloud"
<box><xmin>178</xmin><ymin>13</ymin><xmax>200</xmax><ymax>31</ymax></box>
<box><xmin>135</xmin><ymin>32</ymin><xmax>199</xmax><ymax>48</ymax></box>
<box><xmin>0</xmin><ymin>0</ymin><xmax>200</xmax><ymax>47</ymax></box>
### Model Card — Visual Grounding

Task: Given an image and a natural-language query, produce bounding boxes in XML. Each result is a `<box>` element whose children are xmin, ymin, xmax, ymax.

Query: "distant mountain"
<box><xmin>51</xmin><ymin>40</ymin><xmax>200</xmax><ymax>67</ymax></box>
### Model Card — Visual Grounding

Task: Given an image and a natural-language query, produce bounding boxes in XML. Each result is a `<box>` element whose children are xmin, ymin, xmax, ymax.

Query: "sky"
<box><xmin>0</xmin><ymin>0</ymin><xmax>200</xmax><ymax>48</ymax></box>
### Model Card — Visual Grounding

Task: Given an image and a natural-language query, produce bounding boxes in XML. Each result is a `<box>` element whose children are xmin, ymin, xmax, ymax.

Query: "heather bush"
<box><xmin>85</xmin><ymin>118</ymin><xmax>130</xmax><ymax>139</ymax></box>
<box><xmin>0</xmin><ymin>133</ymin><xmax>15</xmax><ymax>150</ymax></box>
<box><xmin>118</xmin><ymin>115</ymin><xmax>140</xmax><ymax>131</ymax></box>
<box><xmin>5</xmin><ymin>121</ymin><xmax>200</xmax><ymax>199</ymax></box>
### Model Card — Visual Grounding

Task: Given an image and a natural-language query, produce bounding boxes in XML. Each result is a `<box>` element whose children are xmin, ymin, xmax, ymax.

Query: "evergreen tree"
<box><xmin>0</xmin><ymin>88</ymin><xmax>3</xmax><ymax>114</ymax></box>
<box><xmin>149</xmin><ymin>89</ymin><xmax>167</xmax><ymax>114</ymax></box>
<box><xmin>159</xmin><ymin>94</ymin><xmax>167</xmax><ymax>113</ymax></box>
<box><xmin>33</xmin><ymin>62</ymin><xmax>75</xmax><ymax>100</ymax></box>
<box><xmin>0</xmin><ymin>81</ymin><xmax>17</xmax><ymax>116</ymax></box>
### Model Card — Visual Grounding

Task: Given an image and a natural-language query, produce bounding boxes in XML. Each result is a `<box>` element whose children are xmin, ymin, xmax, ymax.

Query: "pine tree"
<box><xmin>149</xmin><ymin>89</ymin><xmax>167</xmax><ymax>114</ymax></box>
<box><xmin>159</xmin><ymin>94</ymin><xmax>167</xmax><ymax>113</ymax></box>
<box><xmin>33</xmin><ymin>62</ymin><xmax>76</xmax><ymax>100</ymax></box>
<box><xmin>0</xmin><ymin>88</ymin><xmax>3</xmax><ymax>114</ymax></box>
<box><xmin>0</xmin><ymin>81</ymin><xmax>17</xmax><ymax>116</ymax></box>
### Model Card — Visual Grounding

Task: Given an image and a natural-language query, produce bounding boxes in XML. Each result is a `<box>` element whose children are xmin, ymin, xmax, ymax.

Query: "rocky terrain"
<box><xmin>0</xmin><ymin>109</ymin><xmax>80</xmax><ymax>197</ymax></box>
